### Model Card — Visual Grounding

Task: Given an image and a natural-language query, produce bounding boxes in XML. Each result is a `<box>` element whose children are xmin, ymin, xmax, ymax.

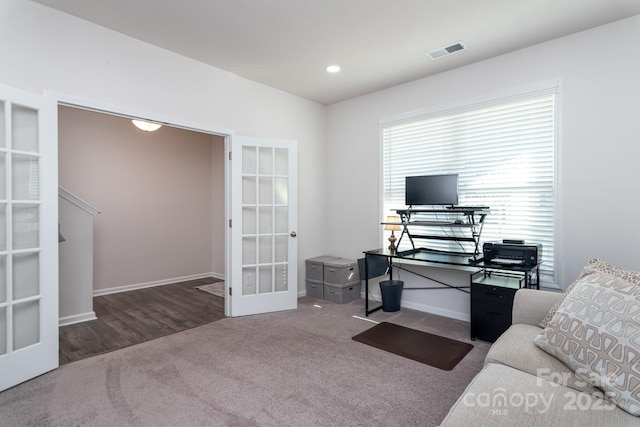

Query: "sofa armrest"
<box><xmin>512</xmin><ymin>289</ymin><xmax>563</xmax><ymax>326</ymax></box>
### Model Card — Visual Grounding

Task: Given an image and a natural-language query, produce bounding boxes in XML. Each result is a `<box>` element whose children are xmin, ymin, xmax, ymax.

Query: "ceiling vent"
<box><xmin>427</xmin><ymin>41</ymin><xmax>466</xmax><ymax>60</ymax></box>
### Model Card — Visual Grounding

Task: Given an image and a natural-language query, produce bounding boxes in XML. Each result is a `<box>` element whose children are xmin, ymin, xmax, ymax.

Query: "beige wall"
<box><xmin>58</xmin><ymin>106</ymin><xmax>225</xmax><ymax>292</ymax></box>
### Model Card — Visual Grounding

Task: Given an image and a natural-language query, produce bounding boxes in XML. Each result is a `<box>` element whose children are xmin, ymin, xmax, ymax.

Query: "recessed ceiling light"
<box><xmin>326</xmin><ymin>65</ymin><xmax>341</xmax><ymax>73</ymax></box>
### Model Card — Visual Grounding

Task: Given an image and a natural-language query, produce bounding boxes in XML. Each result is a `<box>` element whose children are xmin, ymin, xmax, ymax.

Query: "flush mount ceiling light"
<box><xmin>426</xmin><ymin>41</ymin><xmax>467</xmax><ymax>60</ymax></box>
<box><xmin>132</xmin><ymin>119</ymin><xmax>162</xmax><ymax>132</ymax></box>
<box><xmin>325</xmin><ymin>64</ymin><xmax>341</xmax><ymax>73</ymax></box>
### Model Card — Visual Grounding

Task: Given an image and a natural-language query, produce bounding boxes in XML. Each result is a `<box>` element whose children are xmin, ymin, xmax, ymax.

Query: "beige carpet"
<box><xmin>0</xmin><ymin>297</ymin><xmax>490</xmax><ymax>426</ymax></box>
<box><xmin>196</xmin><ymin>281</ymin><xmax>225</xmax><ymax>297</ymax></box>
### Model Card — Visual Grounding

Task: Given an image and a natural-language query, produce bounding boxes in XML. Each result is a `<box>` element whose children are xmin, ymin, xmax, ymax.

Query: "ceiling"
<box><xmin>31</xmin><ymin>0</ymin><xmax>640</xmax><ymax>105</ymax></box>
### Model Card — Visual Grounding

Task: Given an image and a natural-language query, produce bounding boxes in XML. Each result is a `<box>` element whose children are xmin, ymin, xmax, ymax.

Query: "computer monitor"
<box><xmin>404</xmin><ymin>174</ymin><xmax>458</xmax><ymax>206</ymax></box>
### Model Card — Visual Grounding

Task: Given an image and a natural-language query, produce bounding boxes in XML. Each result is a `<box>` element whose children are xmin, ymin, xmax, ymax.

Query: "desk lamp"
<box><xmin>384</xmin><ymin>216</ymin><xmax>402</xmax><ymax>252</ymax></box>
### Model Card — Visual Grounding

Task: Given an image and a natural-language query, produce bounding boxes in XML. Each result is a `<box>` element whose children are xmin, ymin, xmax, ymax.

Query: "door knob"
<box><xmin>290</xmin><ymin>231</ymin><xmax>297</xmax><ymax>237</ymax></box>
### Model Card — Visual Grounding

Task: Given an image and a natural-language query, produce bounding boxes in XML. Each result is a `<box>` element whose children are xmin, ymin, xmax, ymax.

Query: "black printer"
<box><xmin>483</xmin><ymin>241</ymin><xmax>542</xmax><ymax>266</ymax></box>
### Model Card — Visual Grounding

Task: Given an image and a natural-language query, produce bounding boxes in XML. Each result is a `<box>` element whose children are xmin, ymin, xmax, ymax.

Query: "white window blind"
<box><xmin>382</xmin><ymin>89</ymin><xmax>556</xmax><ymax>278</ymax></box>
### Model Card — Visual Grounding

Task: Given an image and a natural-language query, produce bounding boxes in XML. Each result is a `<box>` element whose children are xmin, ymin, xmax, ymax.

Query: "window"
<box><xmin>382</xmin><ymin>83</ymin><xmax>558</xmax><ymax>281</ymax></box>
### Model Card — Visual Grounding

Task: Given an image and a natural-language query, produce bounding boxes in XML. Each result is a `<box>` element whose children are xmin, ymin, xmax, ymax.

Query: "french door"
<box><xmin>229</xmin><ymin>136</ymin><xmax>297</xmax><ymax>316</ymax></box>
<box><xmin>0</xmin><ymin>84</ymin><xmax>58</xmax><ymax>391</ymax></box>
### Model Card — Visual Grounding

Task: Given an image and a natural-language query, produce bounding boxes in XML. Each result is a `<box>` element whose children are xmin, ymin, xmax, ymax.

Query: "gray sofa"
<box><xmin>440</xmin><ymin>289</ymin><xmax>640</xmax><ymax>426</ymax></box>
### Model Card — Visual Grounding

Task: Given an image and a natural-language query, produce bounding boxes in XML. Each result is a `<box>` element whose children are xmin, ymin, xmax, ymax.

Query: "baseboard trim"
<box><xmin>59</xmin><ymin>311</ymin><xmax>97</xmax><ymax>326</ymax></box>
<box><xmin>359</xmin><ymin>290</ymin><xmax>469</xmax><ymax>322</ymax></box>
<box><xmin>400</xmin><ymin>300</ymin><xmax>470</xmax><ymax>322</ymax></box>
<box><xmin>93</xmin><ymin>272</ymin><xmax>224</xmax><ymax>297</ymax></box>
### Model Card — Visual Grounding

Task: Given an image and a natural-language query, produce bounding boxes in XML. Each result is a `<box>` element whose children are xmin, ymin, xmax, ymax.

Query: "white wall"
<box><xmin>0</xmin><ymin>0</ymin><xmax>328</xmax><ymax>293</ymax></box>
<box><xmin>58</xmin><ymin>194</ymin><xmax>98</xmax><ymax>325</ymax></box>
<box><xmin>326</xmin><ymin>16</ymin><xmax>640</xmax><ymax>319</ymax></box>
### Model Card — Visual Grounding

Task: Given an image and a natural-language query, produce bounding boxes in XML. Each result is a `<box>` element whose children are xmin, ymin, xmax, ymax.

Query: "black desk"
<box><xmin>362</xmin><ymin>248</ymin><xmax>541</xmax><ymax>317</ymax></box>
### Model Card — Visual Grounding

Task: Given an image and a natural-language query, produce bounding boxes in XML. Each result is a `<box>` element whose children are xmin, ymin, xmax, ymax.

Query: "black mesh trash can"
<box><xmin>379</xmin><ymin>280</ymin><xmax>404</xmax><ymax>312</ymax></box>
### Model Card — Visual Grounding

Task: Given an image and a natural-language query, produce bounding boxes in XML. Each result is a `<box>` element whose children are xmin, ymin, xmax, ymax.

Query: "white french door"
<box><xmin>229</xmin><ymin>136</ymin><xmax>297</xmax><ymax>316</ymax></box>
<box><xmin>0</xmin><ymin>84</ymin><xmax>58</xmax><ymax>391</ymax></box>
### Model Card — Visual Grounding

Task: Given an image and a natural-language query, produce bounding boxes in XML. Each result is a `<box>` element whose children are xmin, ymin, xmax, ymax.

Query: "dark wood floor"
<box><xmin>59</xmin><ymin>277</ymin><xmax>225</xmax><ymax>365</ymax></box>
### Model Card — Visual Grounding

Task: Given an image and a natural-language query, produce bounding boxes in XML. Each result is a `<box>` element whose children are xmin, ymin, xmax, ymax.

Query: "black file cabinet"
<box><xmin>470</xmin><ymin>272</ymin><xmax>520</xmax><ymax>342</ymax></box>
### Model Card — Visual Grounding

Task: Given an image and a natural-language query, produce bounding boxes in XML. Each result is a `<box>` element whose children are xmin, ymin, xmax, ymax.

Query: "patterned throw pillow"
<box><xmin>534</xmin><ymin>270</ymin><xmax>640</xmax><ymax>416</ymax></box>
<box><xmin>539</xmin><ymin>258</ymin><xmax>640</xmax><ymax>328</ymax></box>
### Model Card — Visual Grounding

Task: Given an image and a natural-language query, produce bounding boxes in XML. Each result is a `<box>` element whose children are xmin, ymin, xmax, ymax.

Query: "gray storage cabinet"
<box><xmin>323</xmin><ymin>259</ymin><xmax>361</xmax><ymax>304</ymax></box>
<box><xmin>305</xmin><ymin>256</ymin><xmax>340</xmax><ymax>299</ymax></box>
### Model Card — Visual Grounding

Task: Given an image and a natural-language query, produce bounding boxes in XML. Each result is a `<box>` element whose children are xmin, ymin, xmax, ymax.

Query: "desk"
<box><xmin>362</xmin><ymin>247</ymin><xmax>541</xmax><ymax>317</ymax></box>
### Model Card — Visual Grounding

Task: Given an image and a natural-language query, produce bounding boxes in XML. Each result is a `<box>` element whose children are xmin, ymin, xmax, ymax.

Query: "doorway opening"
<box><xmin>56</xmin><ymin>101</ymin><xmax>231</xmax><ymax>363</ymax></box>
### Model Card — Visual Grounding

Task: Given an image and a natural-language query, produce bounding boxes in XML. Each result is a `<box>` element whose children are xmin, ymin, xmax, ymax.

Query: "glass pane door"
<box><xmin>230</xmin><ymin>137</ymin><xmax>297</xmax><ymax>317</ymax></box>
<box><xmin>241</xmin><ymin>146</ymin><xmax>290</xmax><ymax>296</ymax></box>
<box><xmin>0</xmin><ymin>84</ymin><xmax>58</xmax><ymax>392</ymax></box>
